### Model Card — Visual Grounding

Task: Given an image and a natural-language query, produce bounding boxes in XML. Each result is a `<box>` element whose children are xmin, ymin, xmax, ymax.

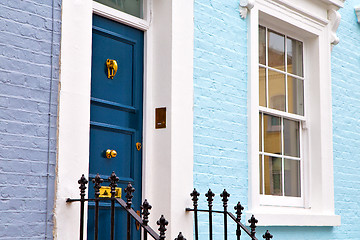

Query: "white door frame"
<box><xmin>54</xmin><ymin>0</ymin><xmax>194</xmax><ymax>239</ymax></box>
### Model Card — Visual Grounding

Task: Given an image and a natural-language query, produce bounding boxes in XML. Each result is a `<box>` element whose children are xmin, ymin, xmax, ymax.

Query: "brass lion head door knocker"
<box><xmin>106</xmin><ymin>59</ymin><xmax>118</xmax><ymax>79</ymax></box>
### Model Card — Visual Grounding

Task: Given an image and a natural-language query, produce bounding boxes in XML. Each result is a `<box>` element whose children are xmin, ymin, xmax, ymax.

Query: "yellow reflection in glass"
<box><xmin>259</xmin><ymin>67</ymin><xmax>266</xmax><ymax>107</ymax></box>
<box><xmin>268</xmin><ymin>70</ymin><xmax>285</xmax><ymax>112</ymax></box>
<box><xmin>263</xmin><ymin>114</ymin><xmax>281</xmax><ymax>154</ymax></box>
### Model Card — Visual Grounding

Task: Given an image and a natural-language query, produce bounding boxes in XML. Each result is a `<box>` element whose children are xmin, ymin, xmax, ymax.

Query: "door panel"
<box><xmin>91</xmin><ymin>28</ymin><xmax>135</xmax><ymax>106</ymax></box>
<box><xmin>88</xmin><ymin>14</ymin><xmax>144</xmax><ymax>240</ymax></box>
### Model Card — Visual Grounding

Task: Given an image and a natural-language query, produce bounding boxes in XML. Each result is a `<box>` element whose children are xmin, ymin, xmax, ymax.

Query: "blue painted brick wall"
<box><xmin>332</xmin><ymin>0</ymin><xmax>360</xmax><ymax>239</ymax></box>
<box><xmin>193</xmin><ymin>0</ymin><xmax>248</xmax><ymax>239</ymax></box>
<box><xmin>0</xmin><ymin>0</ymin><xmax>61</xmax><ymax>239</ymax></box>
<box><xmin>194</xmin><ymin>0</ymin><xmax>360</xmax><ymax>239</ymax></box>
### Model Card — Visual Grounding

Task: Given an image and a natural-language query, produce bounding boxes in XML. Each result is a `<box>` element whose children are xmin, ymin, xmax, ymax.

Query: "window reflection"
<box><xmin>288</xmin><ymin>77</ymin><xmax>304</xmax><ymax>116</ymax></box>
<box><xmin>284</xmin><ymin>159</ymin><xmax>301</xmax><ymax>197</ymax></box>
<box><xmin>284</xmin><ymin>119</ymin><xmax>300</xmax><ymax>157</ymax></box>
<box><xmin>268</xmin><ymin>70</ymin><xmax>285</xmax><ymax>111</ymax></box>
<box><xmin>259</xmin><ymin>67</ymin><xmax>266</xmax><ymax>107</ymax></box>
<box><xmin>264</xmin><ymin>155</ymin><xmax>282</xmax><ymax>196</ymax></box>
<box><xmin>95</xmin><ymin>0</ymin><xmax>143</xmax><ymax>18</ymax></box>
<box><xmin>263</xmin><ymin>114</ymin><xmax>281</xmax><ymax>154</ymax></box>
<box><xmin>287</xmin><ymin>38</ymin><xmax>303</xmax><ymax>77</ymax></box>
<box><xmin>268</xmin><ymin>30</ymin><xmax>285</xmax><ymax>71</ymax></box>
<box><xmin>259</xmin><ymin>26</ymin><xmax>266</xmax><ymax>65</ymax></box>
<box><xmin>258</xmin><ymin>26</ymin><xmax>303</xmax><ymax>199</ymax></box>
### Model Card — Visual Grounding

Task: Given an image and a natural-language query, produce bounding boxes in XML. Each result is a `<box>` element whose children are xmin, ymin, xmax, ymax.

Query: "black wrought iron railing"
<box><xmin>186</xmin><ymin>189</ymin><xmax>273</xmax><ymax>240</ymax></box>
<box><xmin>67</xmin><ymin>172</ymin><xmax>185</xmax><ymax>240</ymax></box>
<box><xmin>67</xmin><ymin>172</ymin><xmax>273</xmax><ymax>240</ymax></box>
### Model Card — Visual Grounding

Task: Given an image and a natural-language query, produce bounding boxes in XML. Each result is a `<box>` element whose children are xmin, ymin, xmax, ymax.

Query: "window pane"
<box><xmin>259</xmin><ymin>155</ymin><xmax>263</xmax><ymax>194</ymax></box>
<box><xmin>268</xmin><ymin>70</ymin><xmax>285</xmax><ymax>111</ymax></box>
<box><xmin>264</xmin><ymin>114</ymin><xmax>281</xmax><ymax>154</ymax></box>
<box><xmin>268</xmin><ymin>30</ymin><xmax>285</xmax><ymax>71</ymax></box>
<box><xmin>259</xmin><ymin>67</ymin><xmax>266</xmax><ymax>107</ymax></box>
<box><xmin>287</xmin><ymin>37</ymin><xmax>303</xmax><ymax>77</ymax></box>
<box><xmin>259</xmin><ymin>113</ymin><xmax>262</xmax><ymax>151</ymax></box>
<box><xmin>284</xmin><ymin>159</ymin><xmax>301</xmax><ymax>197</ymax></box>
<box><xmin>288</xmin><ymin>77</ymin><xmax>304</xmax><ymax>116</ymax></box>
<box><xmin>284</xmin><ymin>119</ymin><xmax>300</xmax><ymax>157</ymax></box>
<box><xmin>264</xmin><ymin>155</ymin><xmax>282</xmax><ymax>196</ymax></box>
<box><xmin>95</xmin><ymin>0</ymin><xmax>143</xmax><ymax>18</ymax></box>
<box><xmin>259</xmin><ymin>26</ymin><xmax>266</xmax><ymax>65</ymax></box>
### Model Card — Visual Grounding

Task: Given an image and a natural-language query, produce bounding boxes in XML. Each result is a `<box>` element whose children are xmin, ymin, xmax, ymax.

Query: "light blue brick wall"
<box><xmin>0</xmin><ymin>0</ymin><xmax>61</xmax><ymax>239</ymax></box>
<box><xmin>332</xmin><ymin>0</ymin><xmax>360</xmax><ymax>239</ymax></box>
<box><xmin>193</xmin><ymin>0</ymin><xmax>248</xmax><ymax>239</ymax></box>
<box><xmin>194</xmin><ymin>0</ymin><xmax>360</xmax><ymax>239</ymax></box>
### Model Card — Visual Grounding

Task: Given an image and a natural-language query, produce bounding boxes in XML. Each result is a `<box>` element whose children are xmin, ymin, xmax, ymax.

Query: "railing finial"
<box><xmin>190</xmin><ymin>188</ymin><xmax>200</xmax><ymax>208</ymax></box>
<box><xmin>157</xmin><ymin>215</ymin><xmax>169</xmax><ymax>240</ymax></box>
<box><xmin>92</xmin><ymin>173</ymin><xmax>103</xmax><ymax>198</ymax></box>
<box><xmin>125</xmin><ymin>182</ymin><xmax>135</xmax><ymax>208</ymax></box>
<box><xmin>248</xmin><ymin>215</ymin><xmax>258</xmax><ymax>237</ymax></box>
<box><xmin>175</xmin><ymin>232</ymin><xmax>186</xmax><ymax>240</ymax></box>
<box><xmin>234</xmin><ymin>201</ymin><xmax>244</xmax><ymax>221</ymax></box>
<box><xmin>141</xmin><ymin>199</ymin><xmax>152</xmax><ymax>226</ymax></box>
<box><xmin>78</xmin><ymin>174</ymin><xmax>88</xmax><ymax>197</ymax></box>
<box><xmin>263</xmin><ymin>230</ymin><xmax>273</xmax><ymax>240</ymax></box>
<box><xmin>108</xmin><ymin>171</ymin><xmax>119</xmax><ymax>198</ymax></box>
<box><xmin>205</xmin><ymin>189</ymin><xmax>215</xmax><ymax>207</ymax></box>
<box><xmin>220</xmin><ymin>189</ymin><xmax>230</xmax><ymax>208</ymax></box>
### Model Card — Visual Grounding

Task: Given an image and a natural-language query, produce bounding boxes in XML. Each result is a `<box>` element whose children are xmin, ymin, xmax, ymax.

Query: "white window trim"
<box><xmin>54</xmin><ymin>0</ymin><xmax>194</xmax><ymax>239</ymax></box>
<box><xmin>247</xmin><ymin>0</ymin><xmax>341</xmax><ymax>226</ymax></box>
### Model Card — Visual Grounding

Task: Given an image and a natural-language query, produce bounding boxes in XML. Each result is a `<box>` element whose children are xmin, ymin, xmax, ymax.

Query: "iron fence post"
<box><xmin>190</xmin><ymin>189</ymin><xmax>200</xmax><ymax>240</ymax></box>
<box><xmin>221</xmin><ymin>189</ymin><xmax>230</xmax><ymax>240</ymax></box>
<box><xmin>109</xmin><ymin>172</ymin><xmax>119</xmax><ymax>240</ymax></box>
<box><xmin>78</xmin><ymin>174</ymin><xmax>88</xmax><ymax>240</ymax></box>
<box><xmin>234</xmin><ymin>202</ymin><xmax>244</xmax><ymax>240</ymax></box>
<box><xmin>92</xmin><ymin>173</ymin><xmax>103</xmax><ymax>240</ymax></box>
<box><xmin>205</xmin><ymin>189</ymin><xmax>215</xmax><ymax>240</ymax></box>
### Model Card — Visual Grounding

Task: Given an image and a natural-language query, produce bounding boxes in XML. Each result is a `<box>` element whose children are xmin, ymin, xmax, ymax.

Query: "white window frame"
<box><xmin>247</xmin><ymin>0</ymin><xmax>341</xmax><ymax>226</ymax></box>
<box><xmin>258</xmin><ymin>24</ymin><xmax>306</xmax><ymax>208</ymax></box>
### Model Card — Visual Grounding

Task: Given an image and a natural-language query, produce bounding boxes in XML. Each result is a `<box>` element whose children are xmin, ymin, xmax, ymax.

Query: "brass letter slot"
<box><xmin>155</xmin><ymin>107</ymin><xmax>166</xmax><ymax>129</ymax></box>
<box><xmin>99</xmin><ymin>186</ymin><xmax>122</xmax><ymax>198</ymax></box>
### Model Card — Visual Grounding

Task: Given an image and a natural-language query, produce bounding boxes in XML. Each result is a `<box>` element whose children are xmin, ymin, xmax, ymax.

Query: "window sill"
<box><xmin>246</xmin><ymin>207</ymin><xmax>341</xmax><ymax>226</ymax></box>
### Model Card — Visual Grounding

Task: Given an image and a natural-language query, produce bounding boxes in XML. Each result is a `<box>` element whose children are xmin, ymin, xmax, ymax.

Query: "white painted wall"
<box><xmin>54</xmin><ymin>0</ymin><xmax>194</xmax><ymax>239</ymax></box>
<box><xmin>54</xmin><ymin>0</ymin><xmax>92</xmax><ymax>239</ymax></box>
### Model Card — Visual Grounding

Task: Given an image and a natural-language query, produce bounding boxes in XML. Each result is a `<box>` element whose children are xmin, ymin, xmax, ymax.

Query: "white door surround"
<box><xmin>54</xmin><ymin>1</ymin><xmax>194</xmax><ymax>239</ymax></box>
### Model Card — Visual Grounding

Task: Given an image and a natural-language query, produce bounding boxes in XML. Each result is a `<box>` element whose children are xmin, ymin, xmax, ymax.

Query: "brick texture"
<box><xmin>0</xmin><ymin>0</ymin><xmax>61</xmax><ymax>239</ymax></box>
<box><xmin>193</xmin><ymin>0</ymin><xmax>360</xmax><ymax>239</ymax></box>
<box><xmin>331</xmin><ymin>0</ymin><xmax>360</xmax><ymax>239</ymax></box>
<box><xmin>193</xmin><ymin>0</ymin><xmax>248</xmax><ymax>239</ymax></box>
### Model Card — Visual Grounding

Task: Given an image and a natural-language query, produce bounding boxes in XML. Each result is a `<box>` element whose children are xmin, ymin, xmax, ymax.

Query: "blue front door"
<box><xmin>87</xmin><ymin>14</ymin><xmax>144</xmax><ymax>240</ymax></box>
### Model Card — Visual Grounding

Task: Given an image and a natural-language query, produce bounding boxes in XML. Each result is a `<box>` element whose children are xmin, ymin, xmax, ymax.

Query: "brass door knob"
<box><xmin>136</xmin><ymin>142</ymin><xmax>142</xmax><ymax>151</ymax></box>
<box><xmin>106</xmin><ymin>149</ymin><xmax>117</xmax><ymax>159</ymax></box>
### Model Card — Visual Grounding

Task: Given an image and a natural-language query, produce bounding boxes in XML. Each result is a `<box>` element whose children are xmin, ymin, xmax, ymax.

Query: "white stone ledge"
<box><xmin>246</xmin><ymin>208</ymin><xmax>341</xmax><ymax>226</ymax></box>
